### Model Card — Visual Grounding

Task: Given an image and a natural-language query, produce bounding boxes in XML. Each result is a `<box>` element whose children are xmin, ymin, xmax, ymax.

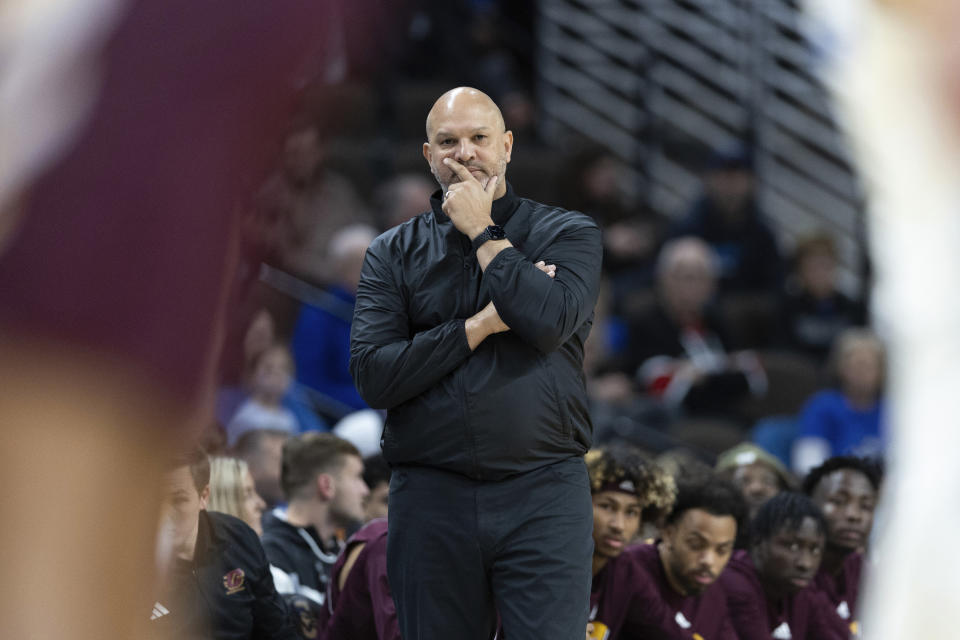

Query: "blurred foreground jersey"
<box><xmin>0</xmin><ymin>0</ymin><xmax>331</xmax><ymax>407</ymax></box>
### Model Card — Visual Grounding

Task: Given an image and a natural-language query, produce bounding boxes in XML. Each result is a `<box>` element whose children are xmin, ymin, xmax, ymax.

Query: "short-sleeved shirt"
<box><xmin>813</xmin><ymin>552</ymin><xmax>863</xmax><ymax>637</ymax></box>
<box><xmin>720</xmin><ymin>551</ymin><xmax>848</xmax><ymax>640</ymax></box>
<box><xmin>323</xmin><ymin>519</ymin><xmax>399</xmax><ymax>640</ymax></box>
<box><xmin>590</xmin><ymin>543</ymin><xmax>735</xmax><ymax>639</ymax></box>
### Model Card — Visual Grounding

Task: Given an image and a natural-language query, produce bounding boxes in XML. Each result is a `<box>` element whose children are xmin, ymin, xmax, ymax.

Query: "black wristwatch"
<box><xmin>471</xmin><ymin>224</ymin><xmax>506</xmax><ymax>251</ymax></box>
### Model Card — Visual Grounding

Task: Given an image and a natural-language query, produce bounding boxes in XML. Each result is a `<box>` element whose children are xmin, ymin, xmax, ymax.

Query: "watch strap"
<box><xmin>471</xmin><ymin>225</ymin><xmax>505</xmax><ymax>251</ymax></box>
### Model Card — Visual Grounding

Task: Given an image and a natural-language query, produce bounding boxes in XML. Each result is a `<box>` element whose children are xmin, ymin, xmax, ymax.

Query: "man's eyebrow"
<box><xmin>433</xmin><ymin>126</ymin><xmax>494</xmax><ymax>138</ymax></box>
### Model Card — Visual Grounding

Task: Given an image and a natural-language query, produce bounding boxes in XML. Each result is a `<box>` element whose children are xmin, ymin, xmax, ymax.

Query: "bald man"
<box><xmin>350</xmin><ymin>88</ymin><xmax>603</xmax><ymax>639</ymax></box>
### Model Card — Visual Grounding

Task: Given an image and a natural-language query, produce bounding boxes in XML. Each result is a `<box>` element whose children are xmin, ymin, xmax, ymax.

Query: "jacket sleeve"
<box><xmin>349</xmin><ymin>238</ymin><xmax>473</xmax><ymax>409</ymax></box>
<box><xmin>248</xmin><ymin>532</ymin><xmax>301</xmax><ymax>640</ymax></box>
<box><xmin>482</xmin><ymin>221</ymin><xmax>602</xmax><ymax>354</ymax></box>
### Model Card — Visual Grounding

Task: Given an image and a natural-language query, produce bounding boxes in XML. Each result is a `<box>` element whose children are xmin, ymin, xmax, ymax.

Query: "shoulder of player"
<box><xmin>621</xmin><ymin>542</ymin><xmax>661</xmax><ymax>574</ymax></box>
<box><xmin>204</xmin><ymin>511</ymin><xmax>270</xmax><ymax>573</ymax></box>
<box><xmin>345</xmin><ymin>518</ymin><xmax>389</xmax><ymax>547</ymax></box>
<box><xmin>717</xmin><ymin>551</ymin><xmax>759</xmax><ymax>595</ymax></box>
<box><xmin>206</xmin><ymin>510</ymin><xmax>259</xmax><ymax>544</ymax></box>
<box><xmin>844</xmin><ymin>550</ymin><xmax>864</xmax><ymax>574</ymax></box>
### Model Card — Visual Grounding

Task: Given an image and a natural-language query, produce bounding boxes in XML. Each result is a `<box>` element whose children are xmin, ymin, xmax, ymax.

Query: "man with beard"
<box><xmin>720</xmin><ymin>492</ymin><xmax>848</xmax><ymax>639</ymax></box>
<box><xmin>616</xmin><ymin>475</ymin><xmax>744</xmax><ymax>639</ymax></box>
<box><xmin>584</xmin><ymin>447</ymin><xmax>675</xmax><ymax>639</ymax></box>
<box><xmin>804</xmin><ymin>456</ymin><xmax>881</xmax><ymax>635</ymax></box>
<box><xmin>261</xmin><ymin>434</ymin><xmax>368</xmax><ymax>617</ymax></box>
<box><xmin>350</xmin><ymin>87</ymin><xmax>603</xmax><ymax>639</ymax></box>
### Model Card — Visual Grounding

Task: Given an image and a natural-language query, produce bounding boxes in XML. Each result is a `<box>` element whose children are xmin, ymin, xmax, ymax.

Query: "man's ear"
<box><xmin>503</xmin><ymin>130</ymin><xmax>513</xmax><ymax>164</ymax></box>
<box><xmin>422</xmin><ymin>142</ymin><xmax>432</xmax><ymax>164</ymax></box>
<box><xmin>199</xmin><ymin>484</ymin><xmax>210</xmax><ymax>510</ymax></box>
<box><xmin>661</xmin><ymin>523</ymin><xmax>676</xmax><ymax>550</ymax></box>
<box><xmin>316</xmin><ymin>473</ymin><xmax>334</xmax><ymax>501</ymax></box>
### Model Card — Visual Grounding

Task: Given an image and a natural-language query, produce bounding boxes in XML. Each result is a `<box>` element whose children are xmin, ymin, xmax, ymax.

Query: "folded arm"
<box><xmin>349</xmin><ymin>242</ymin><xmax>506</xmax><ymax>409</ymax></box>
<box><xmin>479</xmin><ymin>223</ymin><xmax>603</xmax><ymax>353</ymax></box>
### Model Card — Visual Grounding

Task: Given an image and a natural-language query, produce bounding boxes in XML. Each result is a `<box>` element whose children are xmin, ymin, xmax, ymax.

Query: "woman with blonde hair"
<box><xmin>208</xmin><ymin>456</ymin><xmax>267</xmax><ymax>536</ymax></box>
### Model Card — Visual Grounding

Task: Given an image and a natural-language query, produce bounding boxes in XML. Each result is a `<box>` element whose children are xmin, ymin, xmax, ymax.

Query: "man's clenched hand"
<box><xmin>441</xmin><ymin>158</ymin><xmax>499</xmax><ymax>239</ymax></box>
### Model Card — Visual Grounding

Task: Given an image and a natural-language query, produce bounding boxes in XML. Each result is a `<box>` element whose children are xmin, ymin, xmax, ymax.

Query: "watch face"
<box><xmin>489</xmin><ymin>225</ymin><xmax>506</xmax><ymax>239</ymax></box>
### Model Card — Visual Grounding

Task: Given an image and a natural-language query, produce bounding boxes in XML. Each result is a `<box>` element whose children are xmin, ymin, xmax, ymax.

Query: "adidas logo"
<box><xmin>837</xmin><ymin>600</ymin><xmax>851</xmax><ymax>620</ymax></box>
<box><xmin>150</xmin><ymin>602</ymin><xmax>170</xmax><ymax>621</ymax></box>
<box><xmin>772</xmin><ymin>621</ymin><xmax>792</xmax><ymax>639</ymax></box>
<box><xmin>674</xmin><ymin>612</ymin><xmax>692</xmax><ymax>629</ymax></box>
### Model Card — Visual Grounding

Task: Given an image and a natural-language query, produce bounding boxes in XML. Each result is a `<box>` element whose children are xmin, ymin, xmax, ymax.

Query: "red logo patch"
<box><xmin>223</xmin><ymin>568</ymin><xmax>245</xmax><ymax>595</ymax></box>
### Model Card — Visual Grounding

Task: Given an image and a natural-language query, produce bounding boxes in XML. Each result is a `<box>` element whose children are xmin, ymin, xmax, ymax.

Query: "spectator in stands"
<box><xmin>218</xmin><ymin>308</ymin><xmax>278</xmax><ymax>422</ymax></box>
<box><xmin>219</xmin><ymin>311</ymin><xmax>327</xmax><ymax>437</ymax></box>
<box><xmin>277</xmin><ymin>123</ymin><xmax>374</xmax><ymax>285</ymax></box>
<box><xmin>151</xmin><ymin>449</ymin><xmax>298</xmax><ymax>639</ymax></box>
<box><xmin>262</xmin><ymin>433</ymin><xmax>369</xmax><ymax>614</ymax></box>
<box><xmin>228</xmin><ymin>344</ymin><xmax>301</xmax><ymax>447</ymax></box>
<box><xmin>792</xmin><ymin>328</ymin><xmax>886</xmax><ymax>474</ymax></box>
<box><xmin>362</xmin><ymin>454</ymin><xmax>392</xmax><ymax>523</ymax></box>
<box><xmin>372</xmin><ymin>173</ymin><xmax>436</xmax><ymax>230</ymax></box>
<box><xmin>244</xmin><ymin>309</ymin><xmax>278</xmax><ymax>382</ymax></box>
<box><xmin>208</xmin><ymin>456</ymin><xmax>268</xmax><ymax>536</ymax></box>
<box><xmin>720</xmin><ymin>492</ymin><xmax>848</xmax><ymax>640</ymax></box>
<box><xmin>322</xmin><ymin>519</ymin><xmax>398</xmax><ymax>640</ymax></box>
<box><xmin>778</xmin><ymin>232</ymin><xmax>867</xmax><ymax>363</ymax></box>
<box><xmin>558</xmin><ymin>146</ymin><xmax>662</xmax><ymax>289</ymax></box>
<box><xmin>624</xmin><ymin>237</ymin><xmax>766</xmax><ymax>420</ymax></box>
<box><xmin>670</xmin><ymin>144</ymin><xmax>783</xmax><ymax>293</ymax></box>
<box><xmin>586</xmin><ymin>447</ymin><xmax>676</xmax><ymax>638</ymax></box>
<box><xmin>804</xmin><ymin>456</ymin><xmax>882</xmax><ymax>634</ymax></box>
<box><xmin>292</xmin><ymin>224</ymin><xmax>379</xmax><ymax>420</ymax></box>
<box><xmin>234</xmin><ymin>429</ymin><xmax>291</xmax><ymax>509</ymax></box>
<box><xmin>716</xmin><ymin>443</ymin><xmax>793</xmax><ymax>521</ymax></box>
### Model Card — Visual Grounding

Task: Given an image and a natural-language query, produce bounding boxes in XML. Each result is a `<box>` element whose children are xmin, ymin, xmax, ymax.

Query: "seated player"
<box><xmin>151</xmin><ymin>448</ymin><xmax>298</xmax><ymax>639</ymax></box>
<box><xmin>621</xmin><ymin>475</ymin><xmax>745</xmax><ymax>639</ymax></box>
<box><xmin>584</xmin><ymin>447</ymin><xmax>676</xmax><ymax>638</ymax></box>
<box><xmin>716</xmin><ymin>443</ymin><xmax>793</xmax><ymax>521</ymax></box>
<box><xmin>804</xmin><ymin>456</ymin><xmax>881</xmax><ymax>635</ymax></box>
<box><xmin>321</xmin><ymin>518</ymin><xmax>398</xmax><ymax>640</ymax></box>
<box><xmin>720</xmin><ymin>492</ymin><xmax>848</xmax><ymax>640</ymax></box>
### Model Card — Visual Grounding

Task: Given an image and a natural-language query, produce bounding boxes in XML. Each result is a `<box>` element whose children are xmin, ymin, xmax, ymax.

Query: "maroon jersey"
<box><xmin>590</xmin><ymin>544</ymin><xmax>735</xmax><ymax>640</ymax></box>
<box><xmin>323</xmin><ymin>519</ymin><xmax>399</xmax><ymax>640</ymax></box>
<box><xmin>0</xmin><ymin>0</ymin><xmax>332</xmax><ymax>412</ymax></box>
<box><xmin>720</xmin><ymin>551</ymin><xmax>848</xmax><ymax>640</ymax></box>
<box><xmin>590</xmin><ymin>546</ymin><xmax>640</xmax><ymax>638</ymax></box>
<box><xmin>812</xmin><ymin>552</ymin><xmax>863</xmax><ymax>637</ymax></box>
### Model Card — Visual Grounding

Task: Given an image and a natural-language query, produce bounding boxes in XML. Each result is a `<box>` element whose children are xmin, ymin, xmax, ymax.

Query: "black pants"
<box><xmin>386</xmin><ymin>458</ymin><xmax>594</xmax><ymax>640</ymax></box>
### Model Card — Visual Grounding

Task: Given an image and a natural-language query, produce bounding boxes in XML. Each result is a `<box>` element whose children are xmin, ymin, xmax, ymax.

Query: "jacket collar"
<box><xmin>193</xmin><ymin>510</ymin><xmax>220</xmax><ymax>564</ymax></box>
<box><xmin>430</xmin><ymin>180</ymin><xmax>521</xmax><ymax>227</ymax></box>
